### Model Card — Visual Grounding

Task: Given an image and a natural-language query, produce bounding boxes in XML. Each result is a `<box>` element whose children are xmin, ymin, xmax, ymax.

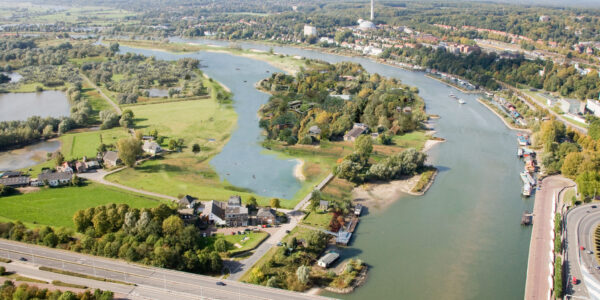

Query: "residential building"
<box><xmin>587</xmin><ymin>99</ymin><xmax>600</xmax><ymax>117</ymax></box>
<box><xmin>75</xmin><ymin>161</ymin><xmax>87</xmax><ymax>173</ymax></box>
<box><xmin>225</xmin><ymin>196</ymin><xmax>248</xmax><ymax>226</ymax></box>
<box><xmin>309</xmin><ymin>125</ymin><xmax>322</xmax><ymax>136</ymax></box>
<box><xmin>200</xmin><ymin>200</ymin><xmax>227</xmax><ymax>226</ymax></box>
<box><xmin>142</xmin><ymin>141</ymin><xmax>162</xmax><ymax>155</ymax></box>
<box><xmin>179</xmin><ymin>195</ymin><xmax>198</xmax><ymax>209</ymax></box>
<box><xmin>319</xmin><ymin>200</ymin><xmax>329</xmax><ymax>211</ymax></box>
<box><xmin>103</xmin><ymin>151</ymin><xmax>121</xmax><ymax>168</ymax></box>
<box><xmin>37</xmin><ymin>171</ymin><xmax>73</xmax><ymax>187</ymax></box>
<box><xmin>317</xmin><ymin>252</ymin><xmax>340</xmax><ymax>268</ymax></box>
<box><xmin>343</xmin><ymin>123</ymin><xmax>369</xmax><ymax>142</ymax></box>
<box><xmin>84</xmin><ymin>160</ymin><xmax>100</xmax><ymax>169</ymax></box>
<box><xmin>303</xmin><ymin>25</ymin><xmax>317</xmax><ymax>37</ymax></box>
<box><xmin>58</xmin><ymin>162</ymin><xmax>73</xmax><ymax>173</ymax></box>
<box><xmin>1</xmin><ymin>171</ymin><xmax>22</xmax><ymax>178</ymax></box>
<box><xmin>256</xmin><ymin>207</ymin><xmax>277</xmax><ymax>225</ymax></box>
<box><xmin>0</xmin><ymin>176</ymin><xmax>30</xmax><ymax>187</ymax></box>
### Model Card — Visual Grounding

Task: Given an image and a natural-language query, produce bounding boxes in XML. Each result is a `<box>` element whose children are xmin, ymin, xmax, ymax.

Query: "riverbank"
<box><xmin>477</xmin><ymin>98</ymin><xmax>531</xmax><ymax>133</ymax></box>
<box><xmin>294</xmin><ymin>159</ymin><xmax>305</xmax><ymax>181</ymax></box>
<box><xmin>424</xmin><ymin>73</ymin><xmax>480</xmax><ymax>94</ymax></box>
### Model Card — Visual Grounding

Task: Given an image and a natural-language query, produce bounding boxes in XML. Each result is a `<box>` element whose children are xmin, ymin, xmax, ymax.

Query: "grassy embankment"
<box><xmin>200</xmin><ymin>232</ymin><xmax>269</xmax><ymax>257</ymax></box>
<box><xmin>0</xmin><ymin>183</ymin><xmax>163</xmax><ymax>229</ymax></box>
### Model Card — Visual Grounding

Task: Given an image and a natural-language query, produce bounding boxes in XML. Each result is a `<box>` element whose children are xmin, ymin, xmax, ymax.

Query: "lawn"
<box><xmin>60</xmin><ymin>127</ymin><xmax>129</xmax><ymax>160</ymax></box>
<box><xmin>302</xmin><ymin>211</ymin><xmax>332</xmax><ymax>229</ymax></box>
<box><xmin>81</xmin><ymin>82</ymin><xmax>114</xmax><ymax>123</ymax></box>
<box><xmin>0</xmin><ymin>183</ymin><xmax>163</xmax><ymax>229</ymax></box>
<box><xmin>392</xmin><ymin>131</ymin><xmax>429</xmax><ymax>150</ymax></box>
<box><xmin>202</xmin><ymin>231</ymin><xmax>269</xmax><ymax>256</ymax></box>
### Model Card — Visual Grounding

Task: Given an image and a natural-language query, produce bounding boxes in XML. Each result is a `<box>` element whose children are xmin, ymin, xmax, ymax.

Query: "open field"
<box><xmin>301</xmin><ymin>211</ymin><xmax>332</xmax><ymax>229</ymax></box>
<box><xmin>0</xmin><ymin>3</ymin><xmax>136</xmax><ymax>26</ymax></box>
<box><xmin>60</xmin><ymin>127</ymin><xmax>129</xmax><ymax>160</ymax></box>
<box><xmin>0</xmin><ymin>183</ymin><xmax>163</xmax><ymax>229</ymax></box>
<box><xmin>199</xmin><ymin>231</ymin><xmax>270</xmax><ymax>256</ymax></box>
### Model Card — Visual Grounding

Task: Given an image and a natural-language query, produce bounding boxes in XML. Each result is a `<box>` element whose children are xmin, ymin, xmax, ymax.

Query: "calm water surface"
<box><xmin>0</xmin><ymin>140</ymin><xmax>60</xmax><ymax>171</ymax></box>
<box><xmin>123</xmin><ymin>41</ymin><xmax>531</xmax><ymax>300</ymax></box>
<box><xmin>0</xmin><ymin>91</ymin><xmax>70</xmax><ymax>122</ymax></box>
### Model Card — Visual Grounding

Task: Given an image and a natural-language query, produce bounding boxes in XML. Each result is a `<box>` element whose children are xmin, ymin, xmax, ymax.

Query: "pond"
<box><xmin>0</xmin><ymin>90</ymin><xmax>71</xmax><ymax>122</ymax></box>
<box><xmin>0</xmin><ymin>139</ymin><xmax>60</xmax><ymax>171</ymax></box>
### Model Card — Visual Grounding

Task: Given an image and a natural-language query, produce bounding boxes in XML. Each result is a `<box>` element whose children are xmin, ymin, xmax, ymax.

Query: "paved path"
<box><xmin>227</xmin><ymin>173</ymin><xmax>334</xmax><ymax>281</ymax></box>
<box><xmin>77</xmin><ymin>168</ymin><xmax>178</xmax><ymax>202</ymax></box>
<box><xmin>524</xmin><ymin>175</ymin><xmax>574</xmax><ymax>300</ymax></box>
<box><xmin>0</xmin><ymin>239</ymin><xmax>333</xmax><ymax>300</ymax></box>
<box><xmin>81</xmin><ymin>73</ymin><xmax>122</xmax><ymax>114</ymax></box>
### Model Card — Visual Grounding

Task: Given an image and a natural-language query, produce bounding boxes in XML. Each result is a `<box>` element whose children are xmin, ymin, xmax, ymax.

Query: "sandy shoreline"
<box><xmin>294</xmin><ymin>159</ymin><xmax>305</xmax><ymax>181</ymax></box>
<box><xmin>352</xmin><ymin>175</ymin><xmax>422</xmax><ymax>211</ymax></box>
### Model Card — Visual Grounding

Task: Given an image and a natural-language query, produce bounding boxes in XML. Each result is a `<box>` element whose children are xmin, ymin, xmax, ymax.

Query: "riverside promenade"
<box><xmin>524</xmin><ymin>176</ymin><xmax>574</xmax><ymax>300</ymax></box>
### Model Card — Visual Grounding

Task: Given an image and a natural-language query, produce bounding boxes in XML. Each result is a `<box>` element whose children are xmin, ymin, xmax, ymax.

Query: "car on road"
<box><xmin>593</xmin><ymin>205</ymin><xmax>597</xmax><ymax>209</ymax></box>
<box><xmin>277</xmin><ymin>242</ymin><xmax>283</xmax><ymax>246</ymax></box>
<box><xmin>285</xmin><ymin>230</ymin><xmax>291</xmax><ymax>233</ymax></box>
<box><xmin>588</xmin><ymin>250</ymin><xmax>594</xmax><ymax>254</ymax></box>
<box><xmin>573</xmin><ymin>276</ymin><xmax>578</xmax><ymax>285</ymax></box>
<box><xmin>19</xmin><ymin>257</ymin><xmax>27</xmax><ymax>261</ymax></box>
<box><xmin>216</xmin><ymin>281</ymin><xmax>226</xmax><ymax>286</ymax></box>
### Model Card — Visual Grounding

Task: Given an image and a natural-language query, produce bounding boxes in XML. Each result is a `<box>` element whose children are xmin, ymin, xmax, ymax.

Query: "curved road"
<box><xmin>566</xmin><ymin>204</ymin><xmax>600</xmax><ymax>300</ymax></box>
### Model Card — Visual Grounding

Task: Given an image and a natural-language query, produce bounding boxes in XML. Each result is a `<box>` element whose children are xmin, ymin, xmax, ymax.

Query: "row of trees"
<box><xmin>0</xmin><ymin>281</ymin><xmax>114</xmax><ymax>300</ymax></box>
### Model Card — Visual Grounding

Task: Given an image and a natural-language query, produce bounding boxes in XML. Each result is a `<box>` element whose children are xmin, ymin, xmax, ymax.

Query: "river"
<box><xmin>123</xmin><ymin>40</ymin><xmax>531</xmax><ymax>299</ymax></box>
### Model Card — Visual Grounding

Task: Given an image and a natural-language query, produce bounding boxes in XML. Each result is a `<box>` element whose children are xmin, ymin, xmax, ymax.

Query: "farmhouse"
<box><xmin>142</xmin><ymin>141</ymin><xmax>162</xmax><ymax>155</ymax></box>
<box><xmin>75</xmin><ymin>161</ymin><xmax>87</xmax><ymax>173</ymax></box>
<box><xmin>319</xmin><ymin>200</ymin><xmax>329</xmax><ymax>211</ymax></box>
<box><xmin>225</xmin><ymin>196</ymin><xmax>248</xmax><ymax>226</ymax></box>
<box><xmin>179</xmin><ymin>195</ymin><xmax>198</xmax><ymax>209</ymax></box>
<box><xmin>256</xmin><ymin>207</ymin><xmax>277</xmax><ymax>225</ymax></box>
<box><xmin>103</xmin><ymin>151</ymin><xmax>121</xmax><ymax>168</ymax></box>
<box><xmin>37</xmin><ymin>171</ymin><xmax>73</xmax><ymax>187</ymax></box>
<box><xmin>200</xmin><ymin>200</ymin><xmax>227</xmax><ymax>226</ymax></box>
<box><xmin>0</xmin><ymin>176</ymin><xmax>30</xmax><ymax>187</ymax></box>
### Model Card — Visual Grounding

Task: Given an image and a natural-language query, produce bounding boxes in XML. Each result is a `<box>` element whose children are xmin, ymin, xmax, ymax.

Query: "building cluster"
<box><xmin>177</xmin><ymin>195</ymin><xmax>280</xmax><ymax>228</ymax></box>
<box><xmin>427</xmin><ymin>69</ymin><xmax>477</xmax><ymax>91</ymax></box>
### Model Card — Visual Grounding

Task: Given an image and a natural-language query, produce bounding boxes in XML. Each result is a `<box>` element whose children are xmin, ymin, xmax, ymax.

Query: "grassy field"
<box><xmin>7</xmin><ymin>82</ymin><xmax>65</xmax><ymax>93</ymax></box>
<box><xmin>0</xmin><ymin>183</ymin><xmax>163</xmax><ymax>229</ymax></box>
<box><xmin>301</xmin><ymin>211</ymin><xmax>332</xmax><ymax>229</ymax></box>
<box><xmin>81</xmin><ymin>82</ymin><xmax>114</xmax><ymax>123</ymax></box>
<box><xmin>60</xmin><ymin>128</ymin><xmax>129</xmax><ymax>160</ymax></box>
<box><xmin>200</xmin><ymin>231</ymin><xmax>269</xmax><ymax>256</ymax></box>
<box><xmin>0</xmin><ymin>3</ymin><xmax>136</xmax><ymax>26</ymax></box>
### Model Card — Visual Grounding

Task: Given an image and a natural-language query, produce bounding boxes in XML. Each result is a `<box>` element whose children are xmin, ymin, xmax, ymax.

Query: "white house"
<box><xmin>317</xmin><ymin>252</ymin><xmax>340</xmax><ymax>268</ymax></box>
<box><xmin>200</xmin><ymin>200</ymin><xmax>227</xmax><ymax>226</ymax></box>
<box><xmin>37</xmin><ymin>171</ymin><xmax>73</xmax><ymax>187</ymax></box>
<box><xmin>587</xmin><ymin>99</ymin><xmax>600</xmax><ymax>117</ymax></box>
<box><xmin>303</xmin><ymin>25</ymin><xmax>318</xmax><ymax>37</ymax></box>
<box><xmin>143</xmin><ymin>141</ymin><xmax>162</xmax><ymax>155</ymax></box>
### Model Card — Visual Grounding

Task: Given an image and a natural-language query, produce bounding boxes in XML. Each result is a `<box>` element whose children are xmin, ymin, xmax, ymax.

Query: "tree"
<box><xmin>296</xmin><ymin>265</ymin><xmax>311</xmax><ymax>284</ymax></box>
<box><xmin>109</xmin><ymin>42</ymin><xmax>120</xmax><ymax>53</ymax></box>
<box><xmin>247</xmin><ymin>196</ymin><xmax>258</xmax><ymax>209</ymax></box>
<box><xmin>55</xmin><ymin>152</ymin><xmax>65</xmax><ymax>167</ymax></box>
<box><xmin>354</xmin><ymin>135</ymin><xmax>373</xmax><ymax>158</ymax></box>
<box><xmin>116</xmin><ymin>137</ymin><xmax>141</xmax><ymax>167</ymax></box>
<box><xmin>0</xmin><ymin>266</ymin><xmax>5</xmax><ymax>275</ymax></box>
<box><xmin>214</xmin><ymin>239</ymin><xmax>228</xmax><ymax>252</ymax></box>
<box><xmin>561</xmin><ymin>152</ymin><xmax>584</xmax><ymax>178</ymax></box>
<box><xmin>162</xmin><ymin>215</ymin><xmax>184</xmax><ymax>236</ymax></box>
<box><xmin>192</xmin><ymin>143</ymin><xmax>201</xmax><ymax>154</ymax></box>
<box><xmin>309</xmin><ymin>190</ymin><xmax>321</xmax><ymax>211</ymax></box>
<box><xmin>270</xmin><ymin>198</ymin><xmax>281</xmax><ymax>210</ymax></box>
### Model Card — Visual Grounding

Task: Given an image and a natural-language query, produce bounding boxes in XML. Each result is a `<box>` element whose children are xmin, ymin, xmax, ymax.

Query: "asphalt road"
<box><xmin>524</xmin><ymin>175</ymin><xmax>573</xmax><ymax>300</ymax></box>
<box><xmin>565</xmin><ymin>204</ymin><xmax>600</xmax><ymax>300</ymax></box>
<box><xmin>0</xmin><ymin>239</ymin><xmax>334</xmax><ymax>300</ymax></box>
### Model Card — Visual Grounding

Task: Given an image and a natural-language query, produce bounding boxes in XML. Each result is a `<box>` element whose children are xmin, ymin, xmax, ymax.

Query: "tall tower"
<box><xmin>370</xmin><ymin>0</ymin><xmax>374</xmax><ymax>21</ymax></box>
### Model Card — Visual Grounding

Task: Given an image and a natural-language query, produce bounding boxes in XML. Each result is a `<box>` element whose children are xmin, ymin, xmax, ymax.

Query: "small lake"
<box><xmin>0</xmin><ymin>91</ymin><xmax>71</xmax><ymax>122</ymax></box>
<box><xmin>147</xmin><ymin>88</ymin><xmax>169</xmax><ymax>97</ymax></box>
<box><xmin>0</xmin><ymin>139</ymin><xmax>60</xmax><ymax>171</ymax></box>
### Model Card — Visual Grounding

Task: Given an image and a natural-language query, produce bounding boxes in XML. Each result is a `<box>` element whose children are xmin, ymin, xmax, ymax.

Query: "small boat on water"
<box><xmin>458</xmin><ymin>99</ymin><xmax>466</xmax><ymax>104</ymax></box>
<box><xmin>517</xmin><ymin>148</ymin><xmax>523</xmax><ymax>157</ymax></box>
<box><xmin>520</xmin><ymin>172</ymin><xmax>529</xmax><ymax>185</ymax></box>
<box><xmin>523</xmin><ymin>183</ymin><xmax>531</xmax><ymax>197</ymax></box>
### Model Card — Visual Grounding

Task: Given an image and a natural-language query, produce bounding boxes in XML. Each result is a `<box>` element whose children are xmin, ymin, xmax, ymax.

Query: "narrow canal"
<box><xmin>121</xmin><ymin>41</ymin><xmax>531</xmax><ymax>300</ymax></box>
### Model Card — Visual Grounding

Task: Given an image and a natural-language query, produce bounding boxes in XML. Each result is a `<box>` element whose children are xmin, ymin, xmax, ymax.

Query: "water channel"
<box><xmin>108</xmin><ymin>41</ymin><xmax>531</xmax><ymax>299</ymax></box>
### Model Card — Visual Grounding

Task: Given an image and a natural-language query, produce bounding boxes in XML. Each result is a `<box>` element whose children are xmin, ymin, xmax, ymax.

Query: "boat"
<box><xmin>354</xmin><ymin>204</ymin><xmax>363</xmax><ymax>216</ymax></box>
<box><xmin>523</xmin><ymin>183</ymin><xmax>531</xmax><ymax>197</ymax></box>
<box><xmin>517</xmin><ymin>148</ymin><xmax>523</xmax><ymax>157</ymax></box>
<box><xmin>526</xmin><ymin>172</ymin><xmax>536</xmax><ymax>186</ymax></box>
<box><xmin>520</xmin><ymin>172</ymin><xmax>529</xmax><ymax>185</ymax></box>
<box><xmin>458</xmin><ymin>99</ymin><xmax>466</xmax><ymax>104</ymax></box>
<box><xmin>517</xmin><ymin>135</ymin><xmax>530</xmax><ymax>146</ymax></box>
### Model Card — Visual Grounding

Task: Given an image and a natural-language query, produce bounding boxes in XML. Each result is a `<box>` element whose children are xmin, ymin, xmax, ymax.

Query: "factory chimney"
<box><xmin>370</xmin><ymin>0</ymin><xmax>374</xmax><ymax>21</ymax></box>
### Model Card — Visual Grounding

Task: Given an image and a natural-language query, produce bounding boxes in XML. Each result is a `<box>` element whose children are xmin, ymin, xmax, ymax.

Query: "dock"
<box><xmin>347</xmin><ymin>216</ymin><xmax>359</xmax><ymax>233</ymax></box>
<box><xmin>521</xmin><ymin>211</ymin><xmax>533</xmax><ymax>225</ymax></box>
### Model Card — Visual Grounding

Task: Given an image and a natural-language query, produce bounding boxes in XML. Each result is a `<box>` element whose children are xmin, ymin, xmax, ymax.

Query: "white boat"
<box><xmin>520</xmin><ymin>172</ymin><xmax>529</xmax><ymax>185</ymax></box>
<box><xmin>517</xmin><ymin>148</ymin><xmax>523</xmax><ymax>157</ymax></box>
<box><xmin>523</xmin><ymin>183</ymin><xmax>531</xmax><ymax>197</ymax></box>
<box><xmin>526</xmin><ymin>173</ymin><xmax>536</xmax><ymax>186</ymax></box>
<box><xmin>458</xmin><ymin>99</ymin><xmax>465</xmax><ymax>104</ymax></box>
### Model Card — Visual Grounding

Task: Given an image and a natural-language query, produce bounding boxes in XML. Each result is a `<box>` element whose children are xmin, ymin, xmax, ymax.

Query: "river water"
<box><xmin>122</xmin><ymin>41</ymin><xmax>531</xmax><ymax>299</ymax></box>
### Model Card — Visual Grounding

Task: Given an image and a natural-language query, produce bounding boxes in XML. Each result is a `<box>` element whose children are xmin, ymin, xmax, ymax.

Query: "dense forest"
<box><xmin>0</xmin><ymin>203</ymin><xmax>223</xmax><ymax>274</ymax></box>
<box><xmin>259</xmin><ymin>61</ymin><xmax>425</xmax><ymax>145</ymax></box>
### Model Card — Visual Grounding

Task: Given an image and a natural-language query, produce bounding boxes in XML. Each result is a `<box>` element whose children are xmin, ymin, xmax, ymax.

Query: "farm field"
<box><xmin>59</xmin><ymin>127</ymin><xmax>129</xmax><ymax>160</ymax></box>
<box><xmin>0</xmin><ymin>183</ymin><xmax>163</xmax><ymax>229</ymax></box>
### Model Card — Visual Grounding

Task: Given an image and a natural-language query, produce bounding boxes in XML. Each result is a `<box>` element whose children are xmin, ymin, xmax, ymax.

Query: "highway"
<box><xmin>0</xmin><ymin>239</ymin><xmax>334</xmax><ymax>300</ymax></box>
<box><xmin>565</xmin><ymin>204</ymin><xmax>600</xmax><ymax>300</ymax></box>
